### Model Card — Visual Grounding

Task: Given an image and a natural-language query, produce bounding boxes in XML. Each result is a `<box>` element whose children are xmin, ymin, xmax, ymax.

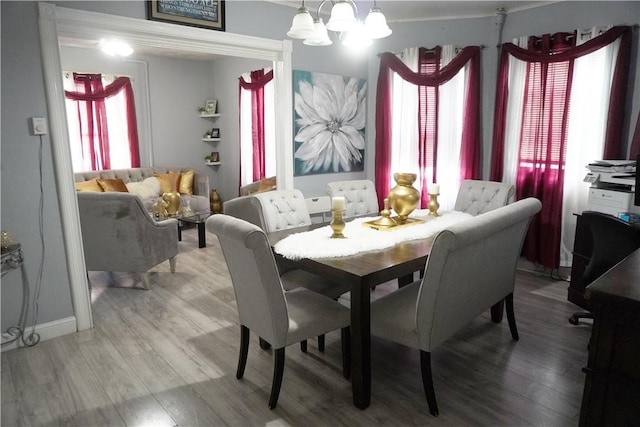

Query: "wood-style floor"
<box><xmin>1</xmin><ymin>227</ymin><xmax>592</xmax><ymax>426</ymax></box>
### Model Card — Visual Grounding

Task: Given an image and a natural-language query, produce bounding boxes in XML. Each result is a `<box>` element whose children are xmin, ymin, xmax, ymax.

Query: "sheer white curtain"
<box><xmin>435</xmin><ymin>46</ymin><xmax>465</xmax><ymax>210</ymax></box>
<box><xmin>389</xmin><ymin>46</ymin><xmax>465</xmax><ymax>209</ymax></box>
<box><xmin>502</xmin><ymin>37</ymin><xmax>528</xmax><ymax>186</ymax></box>
<box><xmin>239</xmin><ymin>68</ymin><xmax>275</xmax><ymax>187</ymax></box>
<box><xmin>560</xmin><ymin>26</ymin><xmax>617</xmax><ymax>265</ymax></box>
<box><xmin>390</xmin><ymin>48</ymin><xmax>419</xmax><ymax>181</ymax></box>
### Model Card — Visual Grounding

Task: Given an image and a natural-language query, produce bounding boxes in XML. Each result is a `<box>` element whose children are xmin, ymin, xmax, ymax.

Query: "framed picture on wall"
<box><xmin>293</xmin><ymin>70</ymin><xmax>366</xmax><ymax>176</ymax></box>
<box><xmin>205</xmin><ymin>99</ymin><xmax>217</xmax><ymax>114</ymax></box>
<box><xmin>147</xmin><ymin>1</ymin><xmax>225</xmax><ymax>31</ymax></box>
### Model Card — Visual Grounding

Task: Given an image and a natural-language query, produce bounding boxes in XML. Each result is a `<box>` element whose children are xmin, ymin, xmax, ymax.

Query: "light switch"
<box><xmin>31</xmin><ymin>117</ymin><xmax>48</xmax><ymax>135</ymax></box>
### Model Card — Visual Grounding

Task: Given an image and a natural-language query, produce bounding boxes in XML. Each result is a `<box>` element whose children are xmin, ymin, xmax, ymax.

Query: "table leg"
<box><xmin>197</xmin><ymin>223</ymin><xmax>206</xmax><ymax>248</ymax></box>
<box><xmin>177</xmin><ymin>222</ymin><xmax>182</xmax><ymax>241</ymax></box>
<box><xmin>491</xmin><ymin>300</ymin><xmax>504</xmax><ymax>323</ymax></box>
<box><xmin>351</xmin><ymin>281</ymin><xmax>371</xmax><ymax>409</ymax></box>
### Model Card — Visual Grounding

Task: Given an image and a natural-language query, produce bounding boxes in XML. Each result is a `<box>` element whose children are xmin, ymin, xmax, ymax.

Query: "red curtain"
<box><xmin>375</xmin><ymin>46</ymin><xmax>481</xmax><ymax>208</ymax></box>
<box><xmin>490</xmin><ymin>26</ymin><xmax>631</xmax><ymax>268</ymax></box>
<box><xmin>65</xmin><ymin>73</ymin><xmax>140</xmax><ymax>170</ymax></box>
<box><xmin>417</xmin><ymin>48</ymin><xmax>440</xmax><ymax>208</ymax></box>
<box><xmin>239</xmin><ymin>69</ymin><xmax>273</xmax><ymax>182</ymax></box>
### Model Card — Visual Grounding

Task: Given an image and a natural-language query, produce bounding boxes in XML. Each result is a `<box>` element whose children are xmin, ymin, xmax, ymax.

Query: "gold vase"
<box><xmin>210</xmin><ymin>189</ymin><xmax>222</xmax><ymax>213</ymax></box>
<box><xmin>388</xmin><ymin>173</ymin><xmax>420</xmax><ymax>224</ymax></box>
<box><xmin>162</xmin><ymin>192</ymin><xmax>181</xmax><ymax>216</ymax></box>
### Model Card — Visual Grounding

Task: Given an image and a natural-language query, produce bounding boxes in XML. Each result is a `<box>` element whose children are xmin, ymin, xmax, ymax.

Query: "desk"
<box><xmin>579</xmin><ymin>248</ymin><xmax>640</xmax><ymax>425</ymax></box>
<box><xmin>268</xmin><ymin>223</ymin><xmax>434</xmax><ymax>409</ymax></box>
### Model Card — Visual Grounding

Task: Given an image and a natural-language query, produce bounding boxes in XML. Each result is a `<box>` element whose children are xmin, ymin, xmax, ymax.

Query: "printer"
<box><xmin>584</xmin><ymin>160</ymin><xmax>638</xmax><ymax>217</ymax></box>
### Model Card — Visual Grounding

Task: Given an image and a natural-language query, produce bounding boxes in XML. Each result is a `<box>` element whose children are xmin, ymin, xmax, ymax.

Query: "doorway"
<box><xmin>38</xmin><ymin>3</ymin><xmax>294</xmax><ymax>331</ymax></box>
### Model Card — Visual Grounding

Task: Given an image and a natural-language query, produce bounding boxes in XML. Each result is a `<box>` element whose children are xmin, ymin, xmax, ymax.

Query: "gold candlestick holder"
<box><xmin>427</xmin><ymin>193</ymin><xmax>440</xmax><ymax>217</ymax></box>
<box><xmin>330</xmin><ymin>209</ymin><xmax>346</xmax><ymax>238</ymax></box>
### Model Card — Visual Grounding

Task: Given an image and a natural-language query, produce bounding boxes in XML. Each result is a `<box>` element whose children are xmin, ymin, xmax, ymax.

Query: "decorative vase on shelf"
<box><xmin>210</xmin><ymin>189</ymin><xmax>222</xmax><ymax>213</ymax></box>
<box><xmin>162</xmin><ymin>192</ymin><xmax>181</xmax><ymax>216</ymax></box>
<box><xmin>388</xmin><ymin>172</ymin><xmax>420</xmax><ymax>224</ymax></box>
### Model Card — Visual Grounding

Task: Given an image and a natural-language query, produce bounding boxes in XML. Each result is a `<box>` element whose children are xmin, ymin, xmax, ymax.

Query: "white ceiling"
<box><xmin>270</xmin><ymin>1</ymin><xmax>552</xmax><ymax>22</ymax></box>
<box><xmin>60</xmin><ymin>1</ymin><xmax>551</xmax><ymax>61</ymax></box>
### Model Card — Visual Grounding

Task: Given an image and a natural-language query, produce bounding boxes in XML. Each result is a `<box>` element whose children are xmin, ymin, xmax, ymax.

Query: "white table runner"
<box><xmin>274</xmin><ymin>210</ymin><xmax>473</xmax><ymax>260</ymax></box>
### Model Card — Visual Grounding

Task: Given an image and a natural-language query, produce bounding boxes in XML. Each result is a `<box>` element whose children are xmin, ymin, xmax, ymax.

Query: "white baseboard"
<box><xmin>1</xmin><ymin>316</ymin><xmax>77</xmax><ymax>352</ymax></box>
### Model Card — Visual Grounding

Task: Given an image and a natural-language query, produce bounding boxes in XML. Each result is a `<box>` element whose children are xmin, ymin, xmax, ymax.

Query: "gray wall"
<box><xmin>1</xmin><ymin>1</ymin><xmax>639</xmax><ymax>336</ymax></box>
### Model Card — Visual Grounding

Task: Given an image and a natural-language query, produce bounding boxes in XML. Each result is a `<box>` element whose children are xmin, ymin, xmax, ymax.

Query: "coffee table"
<box><xmin>178</xmin><ymin>211</ymin><xmax>212</xmax><ymax>248</ymax></box>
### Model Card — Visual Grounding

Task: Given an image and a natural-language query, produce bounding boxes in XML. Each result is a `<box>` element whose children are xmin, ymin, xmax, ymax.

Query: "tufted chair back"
<box><xmin>251</xmin><ymin>189</ymin><xmax>312</xmax><ymax>232</ymax></box>
<box><xmin>454</xmin><ymin>180</ymin><xmax>515</xmax><ymax>216</ymax></box>
<box><xmin>326</xmin><ymin>179</ymin><xmax>379</xmax><ymax>217</ymax></box>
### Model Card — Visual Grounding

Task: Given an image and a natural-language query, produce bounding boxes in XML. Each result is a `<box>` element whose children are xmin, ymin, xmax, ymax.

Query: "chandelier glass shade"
<box><xmin>287</xmin><ymin>6</ymin><xmax>316</xmax><ymax>39</ymax></box>
<box><xmin>287</xmin><ymin>0</ymin><xmax>391</xmax><ymax>47</ymax></box>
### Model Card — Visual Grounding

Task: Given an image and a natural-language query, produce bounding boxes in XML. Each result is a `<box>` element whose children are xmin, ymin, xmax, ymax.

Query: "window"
<box><xmin>491</xmin><ymin>27</ymin><xmax>631</xmax><ymax>268</ymax></box>
<box><xmin>239</xmin><ymin>68</ymin><xmax>275</xmax><ymax>187</ymax></box>
<box><xmin>376</xmin><ymin>46</ymin><xmax>481</xmax><ymax>210</ymax></box>
<box><xmin>64</xmin><ymin>73</ymin><xmax>140</xmax><ymax>172</ymax></box>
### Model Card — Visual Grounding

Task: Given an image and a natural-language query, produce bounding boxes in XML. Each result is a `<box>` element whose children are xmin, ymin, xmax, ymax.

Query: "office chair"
<box><xmin>569</xmin><ymin>211</ymin><xmax>640</xmax><ymax>325</ymax></box>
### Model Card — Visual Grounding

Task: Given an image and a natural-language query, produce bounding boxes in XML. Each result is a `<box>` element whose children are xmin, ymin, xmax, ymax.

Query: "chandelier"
<box><xmin>287</xmin><ymin>0</ymin><xmax>392</xmax><ymax>47</ymax></box>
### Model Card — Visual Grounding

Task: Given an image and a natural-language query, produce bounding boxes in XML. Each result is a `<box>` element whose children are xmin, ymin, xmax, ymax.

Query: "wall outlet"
<box><xmin>30</xmin><ymin>117</ymin><xmax>48</xmax><ymax>135</ymax></box>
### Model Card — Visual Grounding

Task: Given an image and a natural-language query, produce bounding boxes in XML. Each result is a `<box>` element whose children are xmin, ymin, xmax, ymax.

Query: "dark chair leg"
<box><xmin>237</xmin><ymin>325</ymin><xmax>250</xmax><ymax>379</ymax></box>
<box><xmin>268</xmin><ymin>348</ymin><xmax>285</xmax><ymax>409</ymax></box>
<box><xmin>318</xmin><ymin>334</ymin><xmax>325</xmax><ymax>352</ymax></box>
<box><xmin>505</xmin><ymin>294</ymin><xmax>519</xmax><ymax>341</ymax></box>
<box><xmin>259</xmin><ymin>337</ymin><xmax>272</xmax><ymax>350</ymax></box>
<box><xmin>420</xmin><ymin>350</ymin><xmax>439</xmax><ymax>417</ymax></box>
<box><xmin>300</xmin><ymin>340</ymin><xmax>307</xmax><ymax>353</ymax></box>
<box><xmin>569</xmin><ymin>311</ymin><xmax>593</xmax><ymax>325</ymax></box>
<box><xmin>341</xmin><ymin>327</ymin><xmax>351</xmax><ymax>379</ymax></box>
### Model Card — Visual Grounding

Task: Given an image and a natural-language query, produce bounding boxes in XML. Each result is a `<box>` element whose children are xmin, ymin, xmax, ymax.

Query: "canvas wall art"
<box><xmin>293</xmin><ymin>70</ymin><xmax>366</xmax><ymax>176</ymax></box>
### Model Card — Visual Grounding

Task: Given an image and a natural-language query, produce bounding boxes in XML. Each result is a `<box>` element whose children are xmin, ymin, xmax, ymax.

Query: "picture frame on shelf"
<box><xmin>211</xmin><ymin>128</ymin><xmax>220</xmax><ymax>138</ymax></box>
<box><xmin>205</xmin><ymin>99</ymin><xmax>217</xmax><ymax>114</ymax></box>
<box><xmin>147</xmin><ymin>1</ymin><xmax>225</xmax><ymax>31</ymax></box>
<box><xmin>211</xmin><ymin>152</ymin><xmax>220</xmax><ymax>162</ymax></box>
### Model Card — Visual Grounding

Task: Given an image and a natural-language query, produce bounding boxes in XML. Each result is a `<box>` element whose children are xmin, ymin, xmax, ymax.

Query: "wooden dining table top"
<box><xmin>266</xmin><ymin>222</ymin><xmax>434</xmax><ymax>288</ymax></box>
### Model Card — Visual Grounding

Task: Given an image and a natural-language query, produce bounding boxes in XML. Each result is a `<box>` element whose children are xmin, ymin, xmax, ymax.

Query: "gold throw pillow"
<box><xmin>97</xmin><ymin>178</ymin><xmax>129</xmax><ymax>193</ymax></box>
<box><xmin>179</xmin><ymin>170</ymin><xmax>194</xmax><ymax>195</ymax></box>
<box><xmin>257</xmin><ymin>178</ymin><xmax>277</xmax><ymax>193</ymax></box>
<box><xmin>155</xmin><ymin>172</ymin><xmax>180</xmax><ymax>193</ymax></box>
<box><xmin>75</xmin><ymin>178</ymin><xmax>103</xmax><ymax>192</ymax></box>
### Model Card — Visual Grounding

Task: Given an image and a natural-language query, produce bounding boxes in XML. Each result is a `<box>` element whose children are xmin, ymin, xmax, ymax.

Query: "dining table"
<box><xmin>266</xmin><ymin>218</ymin><xmax>436</xmax><ymax>410</ymax></box>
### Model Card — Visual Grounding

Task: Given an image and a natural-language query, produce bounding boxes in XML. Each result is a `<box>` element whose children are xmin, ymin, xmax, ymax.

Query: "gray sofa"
<box><xmin>74</xmin><ymin>166</ymin><xmax>210</xmax><ymax>212</ymax></box>
<box><xmin>77</xmin><ymin>192</ymin><xmax>178</xmax><ymax>289</ymax></box>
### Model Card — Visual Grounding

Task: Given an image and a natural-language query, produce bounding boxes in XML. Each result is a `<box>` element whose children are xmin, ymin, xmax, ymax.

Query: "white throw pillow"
<box><xmin>126</xmin><ymin>181</ymin><xmax>158</xmax><ymax>199</ymax></box>
<box><xmin>142</xmin><ymin>177</ymin><xmax>161</xmax><ymax>195</ymax></box>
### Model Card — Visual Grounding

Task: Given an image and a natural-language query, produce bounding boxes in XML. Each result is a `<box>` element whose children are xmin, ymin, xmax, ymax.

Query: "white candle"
<box><xmin>429</xmin><ymin>183</ymin><xmax>440</xmax><ymax>195</ymax></box>
<box><xmin>332</xmin><ymin>196</ymin><xmax>346</xmax><ymax>211</ymax></box>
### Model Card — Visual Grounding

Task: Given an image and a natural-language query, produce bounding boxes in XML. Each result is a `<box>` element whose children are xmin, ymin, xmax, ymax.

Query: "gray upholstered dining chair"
<box><xmin>224</xmin><ymin>191</ymin><xmax>350</xmax><ymax>300</ymax></box>
<box><xmin>454</xmin><ymin>180</ymin><xmax>515</xmax><ymax>216</ymax></box>
<box><xmin>326</xmin><ymin>179</ymin><xmax>379</xmax><ymax>217</ymax></box>
<box><xmin>206</xmin><ymin>214</ymin><xmax>351</xmax><ymax>409</ymax></box>
<box><xmin>223</xmin><ymin>191</ymin><xmax>351</xmax><ymax>352</ymax></box>
<box><xmin>369</xmin><ymin>198</ymin><xmax>541</xmax><ymax>416</ymax></box>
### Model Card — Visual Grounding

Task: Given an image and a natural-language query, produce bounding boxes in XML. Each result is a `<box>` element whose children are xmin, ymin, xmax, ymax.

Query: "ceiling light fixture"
<box><xmin>287</xmin><ymin>0</ymin><xmax>391</xmax><ymax>48</ymax></box>
<box><xmin>100</xmin><ymin>38</ymin><xmax>133</xmax><ymax>57</ymax></box>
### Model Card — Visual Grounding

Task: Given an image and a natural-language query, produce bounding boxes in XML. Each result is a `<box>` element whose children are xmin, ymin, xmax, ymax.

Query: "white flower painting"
<box><xmin>293</xmin><ymin>70</ymin><xmax>366</xmax><ymax>176</ymax></box>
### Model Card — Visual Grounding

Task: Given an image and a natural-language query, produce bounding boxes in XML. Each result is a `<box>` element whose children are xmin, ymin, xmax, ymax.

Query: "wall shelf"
<box><xmin>205</xmin><ymin>161</ymin><xmax>221</xmax><ymax>166</ymax></box>
<box><xmin>202</xmin><ymin>138</ymin><xmax>221</xmax><ymax>142</ymax></box>
<box><xmin>199</xmin><ymin>113</ymin><xmax>221</xmax><ymax>118</ymax></box>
